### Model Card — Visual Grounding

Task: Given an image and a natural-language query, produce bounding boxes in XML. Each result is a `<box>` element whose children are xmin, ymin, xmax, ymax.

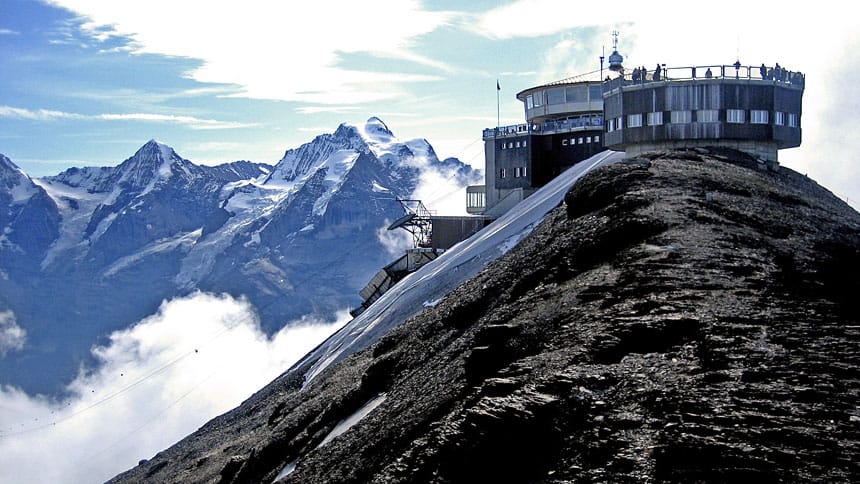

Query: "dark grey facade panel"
<box><xmin>774</xmin><ymin>88</ymin><xmax>802</xmax><ymax>115</ymax></box>
<box><xmin>494</xmin><ymin>135</ymin><xmax>532</xmax><ymax>190</ymax></box>
<box><xmin>492</xmin><ymin>131</ymin><xmax>603</xmax><ymax>190</ymax></box>
<box><xmin>604</xmin><ymin>81</ymin><xmax>802</xmax><ymax>150</ymax></box>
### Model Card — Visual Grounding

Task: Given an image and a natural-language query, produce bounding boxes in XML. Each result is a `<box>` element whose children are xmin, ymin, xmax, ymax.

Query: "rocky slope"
<box><xmin>111</xmin><ymin>148</ymin><xmax>859</xmax><ymax>483</ymax></box>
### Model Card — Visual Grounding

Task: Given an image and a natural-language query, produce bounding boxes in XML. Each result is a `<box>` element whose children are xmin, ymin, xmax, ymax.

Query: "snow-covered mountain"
<box><xmin>0</xmin><ymin>154</ymin><xmax>61</xmax><ymax>262</ymax></box>
<box><xmin>0</xmin><ymin>118</ymin><xmax>480</xmax><ymax>395</ymax></box>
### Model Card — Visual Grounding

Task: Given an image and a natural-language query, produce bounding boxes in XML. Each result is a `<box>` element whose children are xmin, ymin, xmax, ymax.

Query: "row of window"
<box><xmin>525</xmin><ymin>84</ymin><xmax>603</xmax><ymax>109</ymax></box>
<box><xmin>562</xmin><ymin>135</ymin><xmax>600</xmax><ymax>146</ymax></box>
<box><xmin>607</xmin><ymin>110</ymin><xmax>799</xmax><ymax>132</ymax></box>
<box><xmin>500</xmin><ymin>140</ymin><xmax>527</xmax><ymax>150</ymax></box>
<box><xmin>499</xmin><ymin>166</ymin><xmax>528</xmax><ymax>179</ymax></box>
<box><xmin>499</xmin><ymin>135</ymin><xmax>601</xmax><ymax>151</ymax></box>
<box><xmin>466</xmin><ymin>191</ymin><xmax>486</xmax><ymax>209</ymax></box>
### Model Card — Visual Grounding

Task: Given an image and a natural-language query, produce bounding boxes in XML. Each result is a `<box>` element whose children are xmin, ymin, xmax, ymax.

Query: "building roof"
<box><xmin>516</xmin><ymin>68</ymin><xmax>619</xmax><ymax>100</ymax></box>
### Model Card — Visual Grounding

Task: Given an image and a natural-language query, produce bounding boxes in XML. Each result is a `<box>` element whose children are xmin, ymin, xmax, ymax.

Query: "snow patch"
<box><xmin>318</xmin><ymin>393</ymin><xmax>387</xmax><ymax>447</ymax></box>
<box><xmin>89</xmin><ymin>211</ymin><xmax>118</xmax><ymax>244</ymax></box>
<box><xmin>311</xmin><ymin>150</ymin><xmax>359</xmax><ymax>218</ymax></box>
<box><xmin>8</xmin><ymin>176</ymin><xmax>37</xmax><ymax>204</ymax></box>
<box><xmin>274</xmin><ymin>392</ymin><xmax>387</xmax><ymax>482</ymax></box>
<box><xmin>422</xmin><ymin>297</ymin><xmax>443</xmax><ymax>308</ymax></box>
<box><xmin>371</xmin><ymin>180</ymin><xmax>390</xmax><ymax>193</ymax></box>
<box><xmin>104</xmin><ymin>228</ymin><xmax>203</xmax><ymax>277</ymax></box>
<box><xmin>177</xmin><ymin>182</ymin><xmax>293</xmax><ymax>288</ymax></box>
<box><xmin>33</xmin><ymin>178</ymin><xmax>114</xmax><ymax>268</ymax></box>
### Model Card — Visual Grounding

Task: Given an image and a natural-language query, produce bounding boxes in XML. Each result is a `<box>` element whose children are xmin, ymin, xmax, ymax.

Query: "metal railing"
<box><xmin>483</xmin><ymin>114</ymin><xmax>604</xmax><ymax>139</ymax></box>
<box><xmin>603</xmin><ymin>64</ymin><xmax>805</xmax><ymax>93</ymax></box>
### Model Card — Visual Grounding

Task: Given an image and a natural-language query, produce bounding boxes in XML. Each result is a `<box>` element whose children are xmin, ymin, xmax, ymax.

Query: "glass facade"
<box><xmin>751</xmin><ymin>110</ymin><xmax>769</xmax><ymax>124</ymax></box>
<box><xmin>727</xmin><ymin>109</ymin><xmax>745</xmax><ymax>123</ymax></box>
<box><xmin>697</xmin><ymin>110</ymin><xmax>719</xmax><ymax>123</ymax></box>
<box><xmin>670</xmin><ymin>110</ymin><xmax>691</xmax><ymax>124</ymax></box>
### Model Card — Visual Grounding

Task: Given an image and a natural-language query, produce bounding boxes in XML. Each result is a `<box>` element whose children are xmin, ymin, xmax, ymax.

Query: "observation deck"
<box><xmin>602</xmin><ymin>63</ymin><xmax>804</xmax><ymax>161</ymax></box>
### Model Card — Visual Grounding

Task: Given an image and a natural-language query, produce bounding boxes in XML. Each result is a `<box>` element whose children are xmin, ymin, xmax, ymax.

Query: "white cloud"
<box><xmin>411</xmin><ymin>162</ymin><xmax>481</xmax><ymax>216</ymax></box>
<box><xmin>0</xmin><ymin>28</ymin><xmax>21</xmax><ymax>36</ymax></box>
<box><xmin>0</xmin><ymin>292</ymin><xmax>347</xmax><ymax>483</ymax></box>
<box><xmin>376</xmin><ymin>220</ymin><xmax>413</xmax><ymax>256</ymax></box>
<box><xmin>46</xmin><ymin>0</ymin><xmax>454</xmax><ymax>105</ymax></box>
<box><xmin>0</xmin><ymin>105</ymin><xmax>253</xmax><ymax>129</ymax></box>
<box><xmin>470</xmin><ymin>0</ymin><xmax>609</xmax><ymax>39</ymax></box>
<box><xmin>295</xmin><ymin>106</ymin><xmax>361</xmax><ymax>115</ymax></box>
<box><xmin>0</xmin><ymin>311</ymin><xmax>26</xmax><ymax>357</ymax></box>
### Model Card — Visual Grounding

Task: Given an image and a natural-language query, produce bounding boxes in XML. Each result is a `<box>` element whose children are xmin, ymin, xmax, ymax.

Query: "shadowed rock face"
<box><xmin>111</xmin><ymin>148</ymin><xmax>860</xmax><ymax>483</ymax></box>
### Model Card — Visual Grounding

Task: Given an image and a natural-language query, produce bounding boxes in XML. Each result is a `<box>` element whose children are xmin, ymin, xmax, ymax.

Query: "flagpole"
<box><xmin>496</xmin><ymin>79</ymin><xmax>500</xmax><ymax>136</ymax></box>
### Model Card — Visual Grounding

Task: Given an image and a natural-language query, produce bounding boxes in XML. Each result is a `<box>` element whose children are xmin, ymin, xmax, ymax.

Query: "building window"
<box><xmin>533</xmin><ymin>91</ymin><xmax>543</xmax><ymax>107</ymax></box>
<box><xmin>499</xmin><ymin>168</ymin><xmax>506</xmax><ymax>178</ymax></box>
<box><xmin>526</xmin><ymin>95</ymin><xmax>534</xmax><ymax>109</ymax></box>
<box><xmin>751</xmin><ymin>110</ymin><xmax>769</xmax><ymax>124</ymax></box>
<box><xmin>627</xmin><ymin>113</ymin><xmax>643</xmax><ymax>128</ymax></box>
<box><xmin>607</xmin><ymin>118</ymin><xmax>616</xmax><ymax>132</ymax></box>
<box><xmin>547</xmin><ymin>88</ymin><xmax>565</xmax><ymax>105</ymax></box>
<box><xmin>788</xmin><ymin>113</ymin><xmax>798</xmax><ymax>127</ymax></box>
<box><xmin>500</xmin><ymin>142</ymin><xmax>505</xmax><ymax>150</ymax></box>
<box><xmin>647</xmin><ymin>111</ymin><xmax>663</xmax><ymax>126</ymax></box>
<box><xmin>522</xmin><ymin>166</ymin><xmax>527</xmax><ymax>177</ymax></box>
<box><xmin>697</xmin><ymin>109</ymin><xmax>719</xmax><ymax>123</ymax></box>
<box><xmin>594</xmin><ymin>135</ymin><xmax>600</xmax><ymax>143</ymax></box>
<box><xmin>775</xmin><ymin>111</ymin><xmax>785</xmax><ymax>126</ymax></box>
<box><xmin>467</xmin><ymin>191</ymin><xmax>485</xmax><ymax>209</ymax></box>
<box><xmin>564</xmin><ymin>85</ymin><xmax>587</xmax><ymax>103</ymax></box>
<box><xmin>562</xmin><ymin>139</ymin><xmax>568</xmax><ymax>146</ymax></box>
<box><xmin>670</xmin><ymin>110</ymin><xmax>691</xmax><ymax>124</ymax></box>
<box><xmin>508</xmin><ymin>142</ymin><xmax>514</xmax><ymax>149</ymax></box>
<box><xmin>514</xmin><ymin>167</ymin><xmax>522</xmax><ymax>178</ymax></box>
<box><xmin>589</xmin><ymin>85</ymin><xmax>603</xmax><ymax>102</ymax></box>
<box><xmin>727</xmin><ymin>109</ymin><xmax>746</xmax><ymax>123</ymax></box>
<box><xmin>616</xmin><ymin>117</ymin><xmax>623</xmax><ymax>130</ymax></box>
<box><xmin>578</xmin><ymin>137</ymin><xmax>584</xmax><ymax>144</ymax></box>
<box><xmin>586</xmin><ymin>136</ymin><xmax>592</xmax><ymax>143</ymax></box>
<box><xmin>522</xmin><ymin>140</ymin><xmax>527</xmax><ymax>147</ymax></box>
<box><xmin>515</xmin><ymin>141</ymin><xmax>520</xmax><ymax>148</ymax></box>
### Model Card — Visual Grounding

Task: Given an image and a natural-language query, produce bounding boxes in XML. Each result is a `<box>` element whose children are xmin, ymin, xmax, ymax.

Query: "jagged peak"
<box><xmin>364</xmin><ymin>117</ymin><xmax>393</xmax><ymax>137</ymax></box>
<box><xmin>0</xmin><ymin>152</ymin><xmax>22</xmax><ymax>172</ymax></box>
<box><xmin>333</xmin><ymin>122</ymin><xmax>362</xmax><ymax>140</ymax></box>
<box><xmin>0</xmin><ymin>152</ymin><xmax>32</xmax><ymax>181</ymax></box>
<box><xmin>0</xmin><ymin>152</ymin><xmax>40</xmax><ymax>203</ymax></box>
<box><xmin>268</xmin><ymin>124</ymin><xmax>371</xmax><ymax>184</ymax></box>
<box><xmin>133</xmin><ymin>139</ymin><xmax>178</xmax><ymax>163</ymax></box>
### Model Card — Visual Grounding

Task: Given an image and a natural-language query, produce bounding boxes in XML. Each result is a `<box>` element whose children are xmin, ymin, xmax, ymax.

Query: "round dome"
<box><xmin>608</xmin><ymin>50</ymin><xmax>624</xmax><ymax>72</ymax></box>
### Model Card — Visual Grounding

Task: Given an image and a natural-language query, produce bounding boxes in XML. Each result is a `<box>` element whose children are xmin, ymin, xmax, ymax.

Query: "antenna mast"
<box><xmin>608</xmin><ymin>30</ymin><xmax>624</xmax><ymax>73</ymax></box>
<box><xmin>600</xmin><ymin>45</ymin><xmax>605</xmax><ymax>81</ymax></box>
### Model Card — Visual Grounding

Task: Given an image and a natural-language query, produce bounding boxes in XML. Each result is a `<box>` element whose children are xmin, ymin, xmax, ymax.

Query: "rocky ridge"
<box><xmin>111</xmin><ymin>148</ymin><xmax>860</xmax><ymax>483</ymax></box>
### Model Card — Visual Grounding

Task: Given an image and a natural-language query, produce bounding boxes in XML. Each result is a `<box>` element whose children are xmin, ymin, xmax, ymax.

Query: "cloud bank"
<box><xmin>46</xmin><ymin>0</ymin><xmax>454</xmax><ymax>105</ymax></box>
<box><xmin>0</xmin><ymin>292</ymin><xmax>347</xmax><ymax>483</ymax></box>
<box><xmin>0</xmin><ymin>105</ymin><xmax>252</xmax><ymax>130</ymax></box>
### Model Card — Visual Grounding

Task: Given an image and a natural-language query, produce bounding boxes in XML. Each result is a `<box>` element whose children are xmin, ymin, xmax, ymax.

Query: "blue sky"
<box><xmin>1</xmin><ymin>0</ymin><xmax>858</xmax><ymax>207</ymax></box>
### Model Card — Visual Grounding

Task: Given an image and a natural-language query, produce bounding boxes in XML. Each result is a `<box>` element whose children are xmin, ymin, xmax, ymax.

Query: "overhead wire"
<box><xmin>0</xmin><ymin>315</ymin><xmax>242</xmax><ymax>438</ymax></box>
